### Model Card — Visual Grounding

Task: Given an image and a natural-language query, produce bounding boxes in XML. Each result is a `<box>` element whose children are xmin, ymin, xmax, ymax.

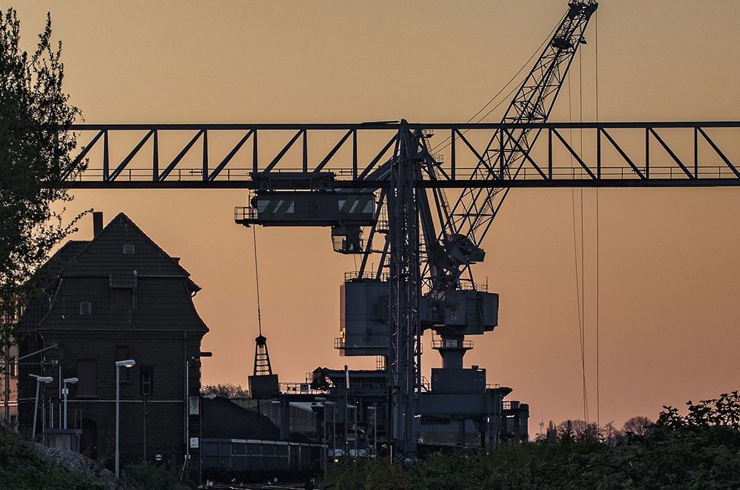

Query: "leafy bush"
<box><xmin>123</xmin><ymin>462</ymin><xmax>170</xmax><ymax>490</ymax></box>
<box><xmin>123</xmin><ymin>461</ymin><xmax>193</xmax><ymax>490</ymax></box>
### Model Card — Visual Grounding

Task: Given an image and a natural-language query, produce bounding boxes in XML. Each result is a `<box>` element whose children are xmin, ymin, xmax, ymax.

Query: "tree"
<box><xmin>621</xmin><ymin>415</ymin><xmax>653</xmax><ymax>436</ymax></box>
<box><xmin>599</xmin><ymin>421</ymin><xmax>623</xmax><ymax>446</ymax></box>
<box><xmin>0</xmin><ymin>7</ymin><xmax>85</xmax><ymax>425</ymax></box>
<box><xmin>201</xmin><ymin>383</ymin><xmax>250</xmax><ymax>399</ymax></box>
<box><xmin>656</xmin><ymin>391</ymin><xmax>740</xmax><ymax>431</ymax></box>
<box><xmin>555</xmin><ymin>419</ymin><xmax>600</xmax><ymax>443</ymax></box>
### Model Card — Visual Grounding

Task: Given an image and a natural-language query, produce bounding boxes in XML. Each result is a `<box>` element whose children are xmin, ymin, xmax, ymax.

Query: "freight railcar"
<box><xmin>202</xmin><ymin>438</ymin><xmax>324</xmax><ymax>482</ymax></box>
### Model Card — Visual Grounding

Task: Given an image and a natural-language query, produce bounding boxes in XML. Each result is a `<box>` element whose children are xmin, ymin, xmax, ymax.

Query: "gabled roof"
<box><xmin>62</xmin><ymin>213</ymin><xmax>199</xmax><ymax>291</ymax></box>
<box><xmin>16</xmin><ymin>241</ymin><xmax>89</xmax><ymax>333</ymax></box>
<box><xmin>24</xmin><ymin>212</ymin><xmax>209</xmax><ymax>334</ymax></box>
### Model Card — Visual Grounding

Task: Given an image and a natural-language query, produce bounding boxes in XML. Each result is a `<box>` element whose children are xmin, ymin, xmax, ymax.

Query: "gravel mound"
<box><xmin>33</xmin><ymin>443</ymin><xmax>120</xmax><ymax>490</ymax></box>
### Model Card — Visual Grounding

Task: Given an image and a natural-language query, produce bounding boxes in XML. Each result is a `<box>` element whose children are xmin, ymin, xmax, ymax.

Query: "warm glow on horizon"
<box><xmin>13</xmin><ymin>0</ymin><xmax>740</xmax><ymax>430</ymax></box>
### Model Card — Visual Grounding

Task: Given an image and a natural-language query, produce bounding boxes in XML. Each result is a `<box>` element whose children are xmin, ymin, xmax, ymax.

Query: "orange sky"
<box><xmin>10</xmin><ymin>0</ymin><xmax>740</xmax><ymax>432</ymax></box>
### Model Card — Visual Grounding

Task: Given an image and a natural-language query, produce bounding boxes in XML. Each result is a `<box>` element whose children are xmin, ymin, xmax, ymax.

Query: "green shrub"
<box><xmin>0</xmin><ymin>426</ymin><xmax>105</xmax><ymax>490</ymax></box>
<box><xmin>123</xmin><ymin>461</ymin><xmax>171</xmax><ymax>490</ymax></box>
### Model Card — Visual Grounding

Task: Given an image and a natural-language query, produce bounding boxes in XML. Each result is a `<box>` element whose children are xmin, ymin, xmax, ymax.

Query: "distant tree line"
<box><xmin>538</xmin><ymin>414</ymin><xmax>653</xmax><ymax>446</ymax></box>
<box><xmin>200</xmin><ymin>383</ymin><xmax>249</xmax><ymax>399</ymax></box>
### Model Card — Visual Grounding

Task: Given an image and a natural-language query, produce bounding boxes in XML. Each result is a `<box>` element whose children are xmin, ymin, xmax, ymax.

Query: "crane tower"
<box><xmin>237</xmin><ymin>0</ymin><xmax>599</xmax><ymax>457</ymax></box>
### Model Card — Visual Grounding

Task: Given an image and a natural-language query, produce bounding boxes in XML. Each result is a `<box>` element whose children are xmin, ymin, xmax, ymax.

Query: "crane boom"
<box><xmin>435</xmin><ymin>1</ymin><xmax>598</xmax><ymax>290</ymax></box>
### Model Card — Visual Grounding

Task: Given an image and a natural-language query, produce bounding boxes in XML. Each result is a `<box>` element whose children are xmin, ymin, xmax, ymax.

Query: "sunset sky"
<box><xmin>10</xmin><ymin>0</ymin><xmax>740</xmax><ymax>432</ymax></box>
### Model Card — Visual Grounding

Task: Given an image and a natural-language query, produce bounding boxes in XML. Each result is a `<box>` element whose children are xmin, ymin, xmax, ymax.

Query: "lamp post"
<box><xmin>30</xmin><ymin>374</ymin><xmax>53</xmax><ymax>439</ymax></box>
<box><xmin>62</xmin><ymin>377</ymin><xmax>78</xmax><ymax>430</ymax></box>
<box><xmin>115</xmin><ymin>359</ymin><xmax>136</xmax><ymax>479</ymax></box>
<box><xmin>315</xmin><ymin>398</ymin><xmax>336</xmax><ymax>482</ymax></box>
<box><xmin>184</xmin><ymin>350</ymin><xmax>211</xmax><ymax>483</ymax></box>
<box><xmin>353</xmin><ymin>405</ymin><xmax>358</xmax><ymax>457</ymax></box>
<box><xmin>196</xmin><ymin>352</ymin><xmax>212</xmax><ymax>487</ymax></box>
<box><xmin>324</xmin><ymin>401</ymin><xmax>337</xmax><ymax>474</ymax></box>
<box><xmin>322</xmin><ymin>403</ymin><xmax>327</xmax><ymax>474</ymax></box>
<box><xmin>346</xmin><ymin>404</ymin><xmax>357</xmax><ymax>458</ymax></box>
<box><xmin>367</xmin><ymin>406</ymin><xmax>377</xmax><ymax>459</ymax></box>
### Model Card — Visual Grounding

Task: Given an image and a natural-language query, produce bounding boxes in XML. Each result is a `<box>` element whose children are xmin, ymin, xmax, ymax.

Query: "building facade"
<box><xmin>16</xmin><ymin>212</ymin><xmax>209</xmax><ymax>479</ymax></box>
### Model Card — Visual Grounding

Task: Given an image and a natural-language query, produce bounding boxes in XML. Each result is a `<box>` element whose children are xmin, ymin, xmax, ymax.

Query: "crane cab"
<box><xmin>236</xmin><ymin>190</ymin><xmax>374</xmax><ymax>226</ymax></box>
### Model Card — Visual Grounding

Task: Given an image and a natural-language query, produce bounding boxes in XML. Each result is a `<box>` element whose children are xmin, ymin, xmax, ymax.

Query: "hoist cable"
<box><xmin>431</xmin><ymin>21</ymin><xmax>561</xmax><ymax>154</ymax></box>
<box><xmin>252</xmin><ymin>226</ymin><xmax>263</xmax><ymax>337</ymax></box>
<box><xmin>579</xmin><ymin>33</ymin><xmax>589</xmax><ymax>425</ymax></box>
<box><xmin>594</xmin><ymin>7</ymin><xmax>601</xmax><ymax>431</ymax></box>
<box><xmin>569</xmin><ymin>53</ymin><xmax>589</xmax><ymax>424</ymax></box>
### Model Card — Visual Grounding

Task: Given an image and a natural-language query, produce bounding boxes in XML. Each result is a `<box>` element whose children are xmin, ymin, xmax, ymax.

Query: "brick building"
<box><xmin>16</xmin><ymin>212</ymin><xmax>209</xmax><ymax>477</ymax></box>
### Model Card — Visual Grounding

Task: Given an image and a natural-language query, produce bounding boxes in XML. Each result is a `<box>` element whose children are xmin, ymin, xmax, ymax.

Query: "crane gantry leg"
<box><xmin>388</xmin><ymin>122</ymin><xmax>423</xmax><ymax>457</ymax></box>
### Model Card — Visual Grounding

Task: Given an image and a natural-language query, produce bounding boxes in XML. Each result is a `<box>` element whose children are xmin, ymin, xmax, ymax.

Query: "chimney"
<box><xmin>93</xmin><ymin>211</ymin><xmax>104</xmax><ymax>237</ymax></box>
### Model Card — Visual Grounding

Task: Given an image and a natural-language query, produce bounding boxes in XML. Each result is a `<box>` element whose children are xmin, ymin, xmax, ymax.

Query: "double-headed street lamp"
<box><xmin>115</xmin><ymin>359</ymin><xmax>136</xmax><ymax>479</ymax></box>
<box><xmin>30</xmin><ymin>374</ymin><xmax>53</xmax><ymax>439</ymax></box>
<box><xmin>62</xmin><ymin>377</ymin><xmax>78</xmax><ymax>430</ymax></box>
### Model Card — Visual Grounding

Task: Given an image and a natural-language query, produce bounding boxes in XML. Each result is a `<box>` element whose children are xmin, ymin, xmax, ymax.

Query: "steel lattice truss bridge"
<box><xmin>64</xmin><ymin>121</ymin><xmax>740</xmax><ymax>190</ymax></box>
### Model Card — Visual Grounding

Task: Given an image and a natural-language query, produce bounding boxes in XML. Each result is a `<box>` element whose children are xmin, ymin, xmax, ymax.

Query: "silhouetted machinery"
<box><xmin>237</xmin><ymin>0</ymin><xmax>599</xmax><ymax>457</ymax></box>
<box><xmin>64</xmin><ymin>0</ymin><xmax>740</xmax><ymax>459</ymax></box>
<box><xmin>248</xmin><ymin>333</ymin><xmax>279</xmax><ymax>399</ymax></box>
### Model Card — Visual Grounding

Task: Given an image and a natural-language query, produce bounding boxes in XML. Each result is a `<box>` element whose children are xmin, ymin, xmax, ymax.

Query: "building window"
<box><xmin>79</xmin><ymin>302</ymin><xmax>92</xmax><ymax>315</ymax></box>
<box><xmin>116</xmin><ymin>346</ymin><xmax>130</xmax><ymax>382</ymax></box>
<box><xmin>189</xmin><ymin>396</ymin><xmax>199</xmax><ymax>415</ymax></box>
<box><xmin>448</xmin><ymin>304</ymin><xmax>458</xmax><ymax>323</ymax></box>
<box><xmin>77</xmin><ymin>359</ymin><xmax>97</xmax><ymax>398</ymax></box>
<box><xmin>140</xmin><ymin>365</ymin><xmax>153</xmax><ymax>396</ymax></box>
<box><xmin>109</xmin><ymin>272</ymin><xmax>137</xmax><ymax>309</ymax></box>
<box><xmin>111</xmin><ymin>288</ymin><xmax>134</xmax><ymax>309</ymax></box>
<box><xmin>123</xmin><ymin>244</ymin><xmax>135</xmax><ymax>254</ymax></box>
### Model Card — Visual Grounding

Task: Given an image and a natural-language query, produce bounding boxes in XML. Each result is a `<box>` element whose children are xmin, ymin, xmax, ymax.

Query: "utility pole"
<box><xmin>3</xmin><ymin>327</ymin><xmax>10</xmax><ymax>427</ymax></box>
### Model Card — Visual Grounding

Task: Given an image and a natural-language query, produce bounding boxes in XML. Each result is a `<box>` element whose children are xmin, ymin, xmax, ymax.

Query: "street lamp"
<box><xmin>62</xmin><ymin>377</ymin><xmax>78</xmax><ymax>430</ymax></box>
<box><xmin>346</xmin><ymin>404</ymin><xmax>358</xmax><ymax>458</ymax></box>
<box><xmin>115</xmin><ymin>359</ymin><xmax>136</xmax><ymax>479</ymax></box>
<box><xmin>185</xmin><ymin>353</ymin><xmax>212</xmax><ymax>459</ymax></box>
<box><xmin>367</xmin><ymin>406</ymin><xmax>377</xmax><ymax>459</ymax></box>
<box><xmin>30</xmin><ymin>374</ymin><xmax>53</xmax><ymax>439</ymax></box>
<box><xmin>315</xmin><ymin>398</ymin><xmax>328</xmax><ymax>473</ymax></box>
<box><xmin>315</xmin><ymin>398</ymin><xmax>336</xmax><ymax>482</ymax></box>
<box><xmin>325</xmin><ymin>400</ymin><xmax>336</xmax><ymax>471</ymax></box>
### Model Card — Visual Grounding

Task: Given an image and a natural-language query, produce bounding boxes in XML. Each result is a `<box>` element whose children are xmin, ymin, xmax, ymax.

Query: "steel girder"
<box><xmin>62</xmin><ymin>122</ymin><xmax>740</xmax><ymax>189</ymax></box>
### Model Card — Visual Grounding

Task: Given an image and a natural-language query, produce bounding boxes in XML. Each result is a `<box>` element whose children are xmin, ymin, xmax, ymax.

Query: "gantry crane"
<box><xmin>64</xmin><ymin>0</ymin><xmax>740</xmax><ymax>458</ymax></box>
<box><xmin>320</xmin><ymin>0</ymin><xmax>598</xmax><ymax>455</ymax></box>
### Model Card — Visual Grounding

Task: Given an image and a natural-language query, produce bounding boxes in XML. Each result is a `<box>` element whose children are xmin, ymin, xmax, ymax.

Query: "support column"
<box><xmin>388</xmin><ymin>121</ymin><xmax>422</xmax><ymax>458</ymax></box>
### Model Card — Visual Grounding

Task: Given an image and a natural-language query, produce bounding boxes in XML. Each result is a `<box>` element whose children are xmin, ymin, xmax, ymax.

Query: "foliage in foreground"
<box><xmin>328</xmin><ymin>392</ymin><xmax>740</xmax><ymax>489</ymax></box>
<box><xmin>123</xmin><ymin>461</ymin><xmax>192</xmax><ymax>490</ymax></box>
<box><xmin>122</xmin><ymin>462</ymin><xmax>170</xmax><ymax>490</ymax></box>
<box><xmin>0</xmin><ymin>425</ymin><xmax>106</xmax><ymax>489</ymax></box>
<box><xmin>0</xmin><ymin>5</ymin><xmax>86</xmax><ymax>384</ymax></box>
